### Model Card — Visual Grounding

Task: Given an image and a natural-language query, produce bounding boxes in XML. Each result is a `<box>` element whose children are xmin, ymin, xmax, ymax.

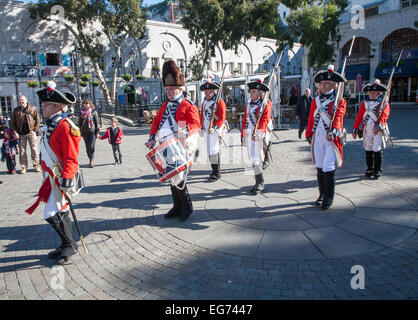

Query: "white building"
<box><xmin>335</xmin><ymin>0</ymin><xmax>417</xmax><ymax>102</ymax></box>
<box><xmin>0</xmin><ymin>0</ymin><xmax>303</xmax><ymax>119</ymax></box>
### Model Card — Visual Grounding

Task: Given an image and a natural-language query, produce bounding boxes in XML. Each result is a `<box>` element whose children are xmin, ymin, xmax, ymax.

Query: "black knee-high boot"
<box><xmin>365</xmin><ymin>151</ymin><xmax>374</xmax><ymax>177</ymax></box>
<box><xmin>209</xmin><ymin>153</ymin><xmax>221</xmax><ymax>182</ymax></box>
<box><xmin>46</xmin><ymin>212</ymin><xmax>78</xmax><ymax>264</ymax></box>
<box><xmin>321</xmin><ymin>170</ymin><xmax>335</xmax><ymax>211</ymax></box>
<box><xmin>250</xmin><ymin>173</ymin><xmax>264</xmax><ymax>195</ymax></box>
<box><xmin>178</xmin><ymin>184</ymin><xmax>193</xmax><ymax>222</ymax></box>
<box><xmin>165</xmin><ymin>185</ymin><xmax>182</xmax><ymax>219</ymax></box>
<box><xmin>262</xmin><ymin>141</ymin><xmax>272</xmax><ymax>170</ymax></box>
<box><xmin>373</xmin><ymin>151</ymin><xmax>383</xmax><ymax>179</ymax></box>
<box><xmin>315</xmin><ymin>168</ymin><xmax>325</xmax><ymax>206</ymax></box>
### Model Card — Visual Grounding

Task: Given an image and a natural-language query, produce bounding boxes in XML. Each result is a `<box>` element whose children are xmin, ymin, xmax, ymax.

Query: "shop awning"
<box><xmin>344</xmin><ymin>63</ymin><xmax>370</xmax><ymax>80</ymax></box>
<box><xmin>374</xmin><ymin>59</ymin><xmax>418</xmax><ymax>79</ymax></box>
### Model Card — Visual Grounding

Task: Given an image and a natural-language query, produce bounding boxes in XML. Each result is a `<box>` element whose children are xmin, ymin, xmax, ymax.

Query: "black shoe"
<box><xmin>364</xmin><ymin>169</ymin><xmax>373</xmax><ymax>178</ymax></box>
<box><xmin>48</xmin><ymin>246</ymin><xmax>63</xmax><ymax>260</ymax></box>
<box><xmin>372</xmin><ymin>170</ymin><xmax>382</xmax><ymax>180</ymax></box>
<box><xmin>314</xmin><ymin>195</ymin><xmax>323</xmax><ymax>207</ymax></box>
<box><xmin>262</xmin><ymin>160</ymin><xmax>270</xmax><ymax>170</ymax></box>
<box><xmin>250</xmin><ymin>174</ymin><xmax>264</xmax><ymax>195</ymax></box>
<box><xmin>164</xmin><ymin>208</ymin><xmax>180</xmax><ymax>219</ymax></box>
<box><xmin>208</xmin><ymin>164</ymin><xmax>220</xmax><ymax>182</ymax></box>
<box><xmin>298</xmin><ymin>131</ymin><xmax>302</xmax><ymax>139</ymax></box>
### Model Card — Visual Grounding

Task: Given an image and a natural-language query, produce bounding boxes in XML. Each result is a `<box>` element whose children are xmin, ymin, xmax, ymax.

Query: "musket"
<box><xmin>329</xmin><ymin>35</ymin><xmax>355</xmax><ymax>130</ymax></box>
<box><xmin>252</xmin><ymin>51</ymin><xmax>283</xmax><ymax>139</ymax></box>
<box><xmin>209</xmin><ymin>63</ymin><xmax>228</xmax><ymax>130</ymax></box>
<box><xmin>378</xmin><ymin>49</ymin><xmax>403</xmax><ymax>118</ymax></box>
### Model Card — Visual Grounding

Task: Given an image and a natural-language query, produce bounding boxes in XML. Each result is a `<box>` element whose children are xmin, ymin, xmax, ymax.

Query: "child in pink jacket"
<box><xmin>100</xmin><ymin>117</ymin><xmax>124</xmax><ymax>164</ymax></box>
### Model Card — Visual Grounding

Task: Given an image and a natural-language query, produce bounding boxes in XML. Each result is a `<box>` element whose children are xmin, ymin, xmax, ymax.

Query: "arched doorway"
<box><xmin>376</xmin><ymin>28</ymin><xmax>418</xmax><ymax>103</ymax></box>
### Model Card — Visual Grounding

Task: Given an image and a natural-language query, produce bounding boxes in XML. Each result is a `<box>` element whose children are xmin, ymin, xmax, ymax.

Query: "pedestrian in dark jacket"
<box><xmin>78</xmin><ymin>98</ymin><xmax>99</xmax><ymax>168</ymax></box>
<box><xmin>1</xmin><ymin>128</ymin><xmax>19</xmax><ymax>174</ymax></box>
<box><xmin>100</xmin><ymin>117</ymin><xmax>124</xmax><ymax>164</ymax></box>
<box><xmin>295</xmin><ymin>88</ymin><xmax>312</xmax><ymax>139</ymax></box>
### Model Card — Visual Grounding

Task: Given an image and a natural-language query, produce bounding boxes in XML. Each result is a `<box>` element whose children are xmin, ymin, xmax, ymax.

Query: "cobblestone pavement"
<box><xmin>0</xmin><ymin>107</ymin><xmax>417</xmax><ymax>300</ymax></box>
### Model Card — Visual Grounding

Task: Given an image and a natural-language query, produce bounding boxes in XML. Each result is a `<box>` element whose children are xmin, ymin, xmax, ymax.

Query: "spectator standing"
<box><xmin>78</xmin><ymin>98</ymin><xmax>100</xmax><ymax>168</ymax></box>
<box><xmin>11</xmin><ymin>95</ymin><xmax>41</xmax><ymax>174</ymax></box>
<box><xmin>295</xmin><ymin>88</ymin><xmax>312</xmax><ymax>139</ymax></box>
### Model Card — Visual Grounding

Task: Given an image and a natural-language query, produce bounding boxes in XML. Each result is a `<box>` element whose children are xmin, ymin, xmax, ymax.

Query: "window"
<box><xmin>151</xmin><ymin>57</ymin><xmax>159</xmax><ymax>67</ymax></box>
<box><xmin>46</xmin><ymin>53</ymin><xmax>60</xmax><ymax>66</ymax></box>
<box><xmin>112</xmin><ymin>57</ymin><xmax>123</xmax><ymax>68</ymax></box>
<box><xmin>402</xmin><ymin>0</ymin><xmax>418</xmax><ymax>6</ymax></box>
<box><xmin>246</xmin><ymin>63</ymin><xmax>251</xmax><ymax>74</ymax></box>
<box><xmin>177</xmin><ymin>59</ymin><xmax>185</xmax><ymax>72</ymax></box>
<box><xmin>229</xmin><ymin>62</ymin><xmax>234</xmax><ymax>73</ymax></box>
<box><xmin>27</xmin><ymin>51</ymin><xmax>36</xmax><ymax>66</ymax></box>
<box><xmin>365</xmin><ymin>6</ymin><xmax>378</xmax><ymax>17</ymax></box>
<box><xmin>216</xmin><ymin>61</ymin><xmax>220</xmax><ymax>72</ymax></box>
<box><xmin>237</xmin><ymin>63</ymin><xmax>243</xmax><ymax>75</ymax></box>
<box><xmin>0</xmin><ymin>96</ymin><xmax>13</xmax><ymax>120</ymax></box>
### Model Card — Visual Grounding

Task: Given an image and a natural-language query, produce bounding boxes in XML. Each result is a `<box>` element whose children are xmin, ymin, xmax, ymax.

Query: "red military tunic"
<box><xmin>353</xmin><ymin>101</ymin><xmax>390</xmax><ymax>132</ymax></box>
<box><xmin>240</xmin><ymin>100</ymin><xmax>272</xmax><ymax>139</ymax></box>
<box><xmin>199</xmin><ymin>99</ymin><xmax>226</xmax><ymax>129</ymax></box>
<box><xmin>26</xmin><ymin>116</ymin><xmax>81</xmax><ymax>216</ymax></box>
<box><xmin>150</xmin><ymin>99</ymin><xmax>201</xmax><ymax>137</ymax></box>
<box><xmin>306</xmin><ymin>98</ymin><xmax>346</xmax><ymax>167</ymax></box>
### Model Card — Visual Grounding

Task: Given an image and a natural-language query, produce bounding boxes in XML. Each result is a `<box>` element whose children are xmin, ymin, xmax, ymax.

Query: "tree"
<box><xmin>30</xmin><ymin>0</ymin><xmax>147</xmax><ymax>108</ymax></box>
<box><xmin>187</xmin><ymin>50</ymin><xmax>206</xmax><ymax>81</ymax></box>
<box><xmin>279</xmin><ymin>0</ymin><xmax>348</xmax><ymax>66</ymax></box>
<box><xmin>179</xmin><ymin>0</ymin><xmax>280</xmax><ymax>64</ymax></box>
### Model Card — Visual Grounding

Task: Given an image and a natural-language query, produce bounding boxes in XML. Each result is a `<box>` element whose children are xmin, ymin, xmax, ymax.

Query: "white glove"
<box><xmin>255</xmin><ymin>129</ymin><xmax>264</xmax><ymax>141</ymax></box>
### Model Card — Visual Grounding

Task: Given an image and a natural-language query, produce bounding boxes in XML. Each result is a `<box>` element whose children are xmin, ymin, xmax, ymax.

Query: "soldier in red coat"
<box><xmin>199</xmin><ymin>80</ymin><xmax>226</xmax><ymax>182</ymax></box>
<box><xmin>145</xmin><ymin>60</ymin><xmax>201</xmax><ymax>221</ymax></box>
<box><xmin>241</xmin><ymin>79</ymin><xmax>273</xmax><ymax>195</ymax></box>
<box><xmin>306</xmin><ymin>65</ymin><xmax>347</xmax><ymax>210</ymax></box>
<box><xmin>352</xmin><ymin>79</ymin><xmax>390</xmax><ymax>179</ymax></box>
<box><xmin>26</xmin><ymin>81</ymin><xmax>81</xmax><ymax>265</ymax></box>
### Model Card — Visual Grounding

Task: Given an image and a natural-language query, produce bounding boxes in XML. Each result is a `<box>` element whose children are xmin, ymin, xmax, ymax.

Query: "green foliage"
<box><xmin>277</xmin><ymin>0</ymin><xmax>348</xmax><ymax>66</ymax></box>
<box><xmin>41</xmin><ymin>81</ymin><xmax>48</xmax><ymax>87</ymax></box>
<box><xmin>179</xmin><ymin>0</ymin><xmax>280</xmax><ymax>63</ymax></box>
<box><xmin>121</xmin><ymin>74</ymin><xmax>133</xmax><ymax>81</ymax></box>
<box><xmin>187</xmin><ymin>50</ymin><xmax>205</xmax><ymax>81</ymax></box>
<box><xmin>63</xmin><ymin>75</ymin><xmax>75</xmax><ymax>82</ymax></box>
<box><xmin>80</xmin><ymin>73</ymin><xmax>92</xmax><ymax>81</ymax></box>
<box><xmin>27</xmin><ymin>80</ymin><xmax>39</xmax><ymax>88</ymax></box>
<box><xmin>136</xmin><ymin>75</ymin><xmax>147</xmax><ymax>81</ymax></box>
<box><xmin>79</xmin><ymin>80</ymin><xmax>89</xmax><ymax>87</ymax></box>
<box><xmin>91</xmin><ymin>80</ymin><xmax>102</xmax><ymax>87</ymax></box>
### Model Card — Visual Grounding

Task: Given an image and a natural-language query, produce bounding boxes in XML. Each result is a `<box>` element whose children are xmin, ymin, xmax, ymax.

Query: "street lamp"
<box><xmin>72</xmin><ymin>48</ymin><xmax>81</xmax><ymax>103</ymax></box>
<box><xmin>129</xmin><ymin>49</ymin><xmax>138</xmax><ymax>105</ymax></box>
<box><xmin>35</xmin><ymin>58</ymin><xmax>43</xmax><ymax>88</ymax></box>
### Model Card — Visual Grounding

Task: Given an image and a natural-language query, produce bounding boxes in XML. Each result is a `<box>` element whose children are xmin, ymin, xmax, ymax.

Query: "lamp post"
<box><xmin>72</xmin><ymin>48</ymin><xmax>81</xmax><ymax>103</ymax></box>
<box><xmin>35</xmin><ymin>58</ymin><xmax>43</xmax><ymax>88</ymax></box>
<box><xmin>129</xmin><ymin>49</ymin><xmax>138</xmax><ymax>105</ymax></box>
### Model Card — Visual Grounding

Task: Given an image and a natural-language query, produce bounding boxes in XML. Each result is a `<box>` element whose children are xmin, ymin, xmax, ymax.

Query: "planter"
<box><xmin>27</xmin><ymin>80</ymin><xmax>39</xmax><ymax>88</ymax></box>
<box><xmin>91</xmin><ymin>80</ymin><xmax>101</xmax><ymax>87</ymax></box>
<box><xmin>151</xmin><ymin>66</ymin><xmax>160</xmax><ymax>72</ymax></box>
<box><xmin>121</xmin><ymin>74</ymin><xmax>133</xmax><ymax>82</ymax></box>
<box><xmin>80</xmin><ymin>73</ymin><xmax>92</xmax><ymax>82</ymax></box>
<box><xmin>79</xmin><ymin>80</ymin><xmax>88</xmax><ymax>87</ymax></box>
<box><xmin>41</xmin><ymin>81</ymin><xmax>48</xmax><ymax>87</ymax></box>
<box><xmin>136</xmin><ymin>75</ymin><xmax>147</xmax><ymax>81</ymax></box>
<box><xmin>63</xmin><ymin>75</ymin><xmax>75</xmax><ymax>82</ymax></box>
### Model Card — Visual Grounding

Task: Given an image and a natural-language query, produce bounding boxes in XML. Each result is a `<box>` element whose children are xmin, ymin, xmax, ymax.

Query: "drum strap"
<box><xmin>166</xmin><ymin>104</ymin><xmax>179</xmax><ymax>135</ymax></box>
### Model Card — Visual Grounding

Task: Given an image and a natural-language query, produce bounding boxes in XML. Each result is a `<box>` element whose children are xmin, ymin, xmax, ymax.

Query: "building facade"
<box><xmin>0</xmin><ymin>0</ymin><xmax>303</xmax><ymax>119</ymax></box>
<box><xmin>336</xmin><ymin>0</ymin><xmax>418</xmax><ymax>103</ymax></box>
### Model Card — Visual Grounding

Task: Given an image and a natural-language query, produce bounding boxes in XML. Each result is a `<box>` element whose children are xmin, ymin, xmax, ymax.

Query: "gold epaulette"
<box><xmin>65</xmin><ymin>118</ymin><xmax>81</xmax><ymax>137</ymax></box>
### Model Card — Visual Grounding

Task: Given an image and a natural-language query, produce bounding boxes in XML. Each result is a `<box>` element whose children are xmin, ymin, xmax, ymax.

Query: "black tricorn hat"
<box><xmin>314</xmin><ymin>65</ymin><xmax>346</xmax><ymax>83</ymax></box>
<box><xmin>37</xmin><ymin>81</ymin><xmax>76</xmax><ymax>104</ymax></box>
<box><xmin>162</xmin><ymin>60</ymin><xmax>185</xmax><ymax>87</ymax></box>
<box><xmin>247</xmin><ymin>78</ymin><xmax>269</xmax><ymax>92</ymax></box>
<box><xmin>362</xmin><ymin>79</ymin><xmax>388</xmax><ymax>92</ymax></box>
<box><xmin>200</xmin><ymin>80</ymin><xmax>220</xmax><ymax>91</ymax></box>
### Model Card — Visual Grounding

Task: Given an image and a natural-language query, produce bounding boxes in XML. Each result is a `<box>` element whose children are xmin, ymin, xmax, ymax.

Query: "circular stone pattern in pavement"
<box><xmin>153</xmin><ymin>174</ymin><xmax>417</xmax><ymax>260</ymax></box>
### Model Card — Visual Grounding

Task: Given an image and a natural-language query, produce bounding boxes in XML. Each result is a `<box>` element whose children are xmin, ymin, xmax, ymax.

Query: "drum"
<box><xmin>146</xmin><ymin>137</ymin><xmax>192</xmax><ymax>183</ymax></box>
